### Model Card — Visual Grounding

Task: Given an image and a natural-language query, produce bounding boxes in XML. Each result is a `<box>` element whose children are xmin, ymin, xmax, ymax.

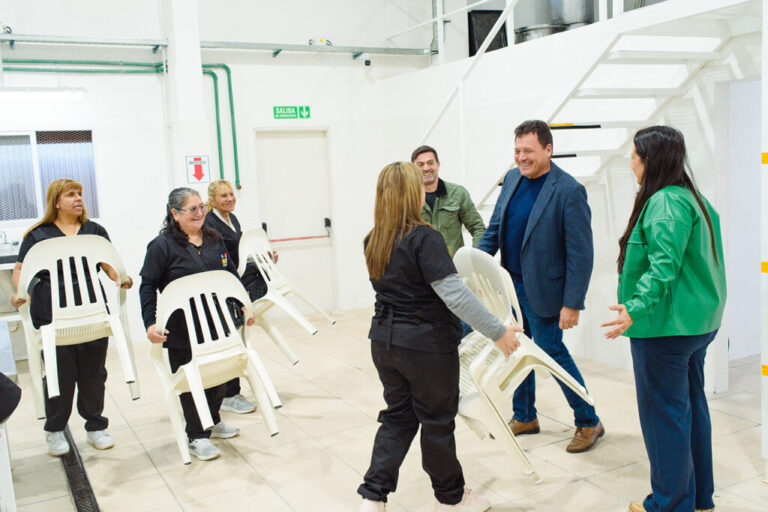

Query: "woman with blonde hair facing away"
<box><xmin>204</xmin><ymin>179</ymin><xmax>274</xmax><ymax>414</ymax></box>
<box><xmin>10</xmin><ymin>179</ymin><xmax>133</xmax><ymax>456</ymax></box>
<box><xmin>602</xmin><ymin>126</ymin><xmax>726</xmax><ymax>512</ymax></box>
<box><xmin>358</xmin><ymin>162</ymin><xmax>521</xmax><ymax>512</ymax></box>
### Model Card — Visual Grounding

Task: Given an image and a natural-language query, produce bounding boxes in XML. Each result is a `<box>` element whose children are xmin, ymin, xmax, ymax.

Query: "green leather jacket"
<box><xmin>421</xmin><ymin>179</ymin><xmax>486</xmax><ymax>257</ymax></box>
<box><xmin>618</xmin><ymin>186</ymin><xmax>726</xmax><ymax>338</ymax></box>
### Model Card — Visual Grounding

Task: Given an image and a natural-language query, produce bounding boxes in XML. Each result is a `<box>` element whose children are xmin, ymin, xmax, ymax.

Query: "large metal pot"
<box><xmin>550</xmin><ymin>0</ymin><xmax>596</xmax><ymax>26</ymax></box>
<box><xmin>515</xmin><ymin>24</ymin><xmax>565</xmax><ymax>44</ymax></box>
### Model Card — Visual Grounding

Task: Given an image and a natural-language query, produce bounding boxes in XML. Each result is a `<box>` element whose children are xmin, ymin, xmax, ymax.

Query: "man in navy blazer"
<box><xmin>477</xmin><ymin>120</ymin><xmax>604</xmax><ymax>453</ymax></box>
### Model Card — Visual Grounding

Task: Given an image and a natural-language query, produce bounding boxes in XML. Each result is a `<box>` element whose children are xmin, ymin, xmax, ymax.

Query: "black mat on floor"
<box><xmin>61</xmin><ymin>427</ymin><xmax>100</xmax><ymax>512</ymax></box>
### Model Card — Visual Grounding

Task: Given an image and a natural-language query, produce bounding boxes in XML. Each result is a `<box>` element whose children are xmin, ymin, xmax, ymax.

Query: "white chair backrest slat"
<box><xmin>156</xmin><ymin>271</ymin><xmax>252</xmax><ymax>357</ymax></box>
<box><xmin>453</xmin><ymin>247</ymin><xmax>523</xmax><ymax>330</ymax></box>
<box><xmin>17</xmin><ymin>235</ymin><xmax>126</xmax><ymax>323</ymax></box>
<box><xmin>238</xmin><ymin>229</ymin><xmax>284</xmax><ymax>289</ymax></box>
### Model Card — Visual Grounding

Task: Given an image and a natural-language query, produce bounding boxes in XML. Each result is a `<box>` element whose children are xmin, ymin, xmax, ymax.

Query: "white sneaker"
<box><xmin>220</xmin><ymin>394</ymin><xmax>257</xmax><ymax>414</ymax></box>
<box><xmin>86</xmin><ymin>430</ymin><xmax>114</xmax><ymax>450</ymax></box>
<box><xmin>359</xmin><ymin>498</ymin><xmax>386</xmax><ymax>511</ymax></box>
<box><xmin>188</xmin><ymin>438</ymin><xmax>220</xmax><ymax>461</ymax></box>
<box><xmin>210</xmin><ymin>421</ymin><xmax>240</xmax><ymax>439</ymax></box>
<box><xmin>46</xmin><ymin>431</ymin><xmax>70</xmax><ymax>456</ymax></box>
<box><xmin>434</xmin><ymin>488</ymin><xmax>491</xmax><ymax>512</ymax></box>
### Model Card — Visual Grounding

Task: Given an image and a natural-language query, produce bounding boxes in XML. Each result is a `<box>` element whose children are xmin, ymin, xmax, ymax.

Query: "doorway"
<box><xmin>253</xmin><ymin>129</ymin><xmax>335</xmax><ymax>316</ymax></box>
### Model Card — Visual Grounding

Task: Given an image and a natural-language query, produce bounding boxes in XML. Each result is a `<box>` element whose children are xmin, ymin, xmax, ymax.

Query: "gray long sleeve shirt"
<box><xmin>430</xmin><ymin>273</ymin><xmax>507</xmax><ymax>341</ymax></box>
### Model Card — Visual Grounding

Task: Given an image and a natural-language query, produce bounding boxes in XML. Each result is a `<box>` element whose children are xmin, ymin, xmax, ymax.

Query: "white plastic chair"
<box><xmin>237</xmin><ymin>228</ymin><xmax>335</xmax><ymax>364</ymax></box>
<box><xmin>453</xmin><ymin>247</ymin><xmax>596</xmax><ymax>482</ymax></box>
<box><xmin>16</xmin><ymin>235</ymin><xmax>140</xmax><ymax>420</ymax></box>
<box><xmin>151</xmin><ymin>270</ymin><xmax>280</xmax><ymax>464</ymax></box>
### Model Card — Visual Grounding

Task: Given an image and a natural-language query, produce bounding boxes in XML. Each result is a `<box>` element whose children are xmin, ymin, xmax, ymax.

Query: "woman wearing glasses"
<box><xmin>10</xmin><ymin>179</ymin><xmax>132</xmax><ymax>457</ymax></box>
<box><xmin>139</xmin><ymin>187</ymin><xmax>249</xmax><ymax>461</ymax></box>
<box><xmin>602</xmin><ymin>126</ymin><xmax>726</xmax><ymax>512</ymax></box>
<box><xmin>204</xmin><ymin>179</ymin><xmax>276</xmax><ymax>414</ymax></box>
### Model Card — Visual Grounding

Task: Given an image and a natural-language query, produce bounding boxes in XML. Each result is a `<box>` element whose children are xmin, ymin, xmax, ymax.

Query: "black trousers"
<box><xmin>168</xmin><ymin>348</ymin><xmax>226</xmax><ymax>441</ymax></box>
<box><xmin>358</xmin><ymin>342</ymin><xmax>465</xmax><ymax>505</ymax></box>
<box><xmin>43</xmin><ymin>338</ymin><xmax>109</xmax><ymax>433</ymax></box>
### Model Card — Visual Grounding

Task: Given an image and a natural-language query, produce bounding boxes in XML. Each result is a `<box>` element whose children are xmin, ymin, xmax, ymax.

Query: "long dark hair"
<box><xmin>162</xmin><ymin>187</ymin><xmax>219</xmax><ymax>245</ymax></box>
<box><xmin>617</xmin><ymin>126</ymin><xmax>719</xmax><ymax>273</ymax></box>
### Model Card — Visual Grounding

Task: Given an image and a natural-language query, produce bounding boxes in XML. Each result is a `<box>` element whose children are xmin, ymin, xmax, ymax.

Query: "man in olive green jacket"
<box><xmin>412</xmin><ymin>145</ymin><xmax>486</xmax><ymax>256</ymax></box>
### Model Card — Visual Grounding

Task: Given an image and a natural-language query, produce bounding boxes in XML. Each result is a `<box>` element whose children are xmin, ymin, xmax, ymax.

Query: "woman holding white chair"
<box><xmin>10</xmin><ymin>179</ymin><xmax>132</xmax><ymax>457</ymax></box>
<box><xmin>140</xmin><ymin>187</ymin><xmax>252</xmax><ymax>461</ymax></box>
<box><xmin>358</xmin><ymin>162</ymin><xmax>521</xmax><ymax>512</ymax></box>
<box><xmin>204</xmin><ymin>179</ymin><xmax>277</xmax><ymax>414</ymax></box>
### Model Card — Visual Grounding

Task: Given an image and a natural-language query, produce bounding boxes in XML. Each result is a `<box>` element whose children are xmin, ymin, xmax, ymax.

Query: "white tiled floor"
<box><xmin>6</xmin><ymin>309</ymin><xmax>767</xmax><ymax>511</ymax></box>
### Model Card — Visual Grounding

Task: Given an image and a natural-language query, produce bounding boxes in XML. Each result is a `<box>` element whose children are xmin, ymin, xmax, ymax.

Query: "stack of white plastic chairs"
<box><xmin>453</xmin><ymin>247</ymin><xmax>596</xmax><ymax>483</ymax></box>
<box><xmin>151</xmin><ymin>270</ymin><xmax>281</xmax><ymax>464</ymax></box>
<box><xmin>237</xmin><ymin>228</ymin><xmax>335</xmax><ymax>365</ymax></box>
<box><xmin>16</xmin><ymin>235</ymin><xmax>140</xmax><ymax>420</ymax></box>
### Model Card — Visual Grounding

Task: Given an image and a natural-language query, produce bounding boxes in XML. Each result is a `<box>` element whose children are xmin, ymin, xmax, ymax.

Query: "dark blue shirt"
<box><xmin>502</xmin><ymin>172</ymin><xmax>549</xmax><ymax>277</ymax></box>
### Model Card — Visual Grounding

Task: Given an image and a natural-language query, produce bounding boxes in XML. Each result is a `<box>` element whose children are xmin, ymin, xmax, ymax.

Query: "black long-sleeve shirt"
<box><xmin>139</xmin><ymin>230</ymin><xmax>237</xmax><ymax>349</ymax></box>
<box><xmin>203</xmin><ymin>211</ymin><xmax>265</xmax><ymax>296</ymax></box>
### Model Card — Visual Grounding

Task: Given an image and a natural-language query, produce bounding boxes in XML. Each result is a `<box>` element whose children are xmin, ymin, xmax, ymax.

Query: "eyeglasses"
<box><xmin>177</xmin><ymin>204</ymin><xmax>208</xmax><ymax>215</ymax></box>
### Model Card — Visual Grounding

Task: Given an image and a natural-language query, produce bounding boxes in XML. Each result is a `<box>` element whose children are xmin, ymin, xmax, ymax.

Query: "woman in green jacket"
<box><xmin>602</xmin><ymin>126</ymin><xmax>726</xmax><ymax>512</ymax></box>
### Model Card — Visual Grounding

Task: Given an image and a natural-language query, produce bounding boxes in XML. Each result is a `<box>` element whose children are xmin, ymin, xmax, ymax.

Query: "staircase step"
<box><xmin>605</xmin><ymin>50</ymin><xmax>722</xmax><ymax>64</ymax></box>
<box><xmin>575</xmin><ymin>88</ymin><xmax>681</xmax><ymax>99</ymax></box>
<box><xmin>553</xmin><ymin>149</ymin><xmax>627</xmax><ymax>158</ymax></box>
<box><xmin>550</xmin><ymin>120</ymin><xmax>647</xmax><ymax>129</ymax></box>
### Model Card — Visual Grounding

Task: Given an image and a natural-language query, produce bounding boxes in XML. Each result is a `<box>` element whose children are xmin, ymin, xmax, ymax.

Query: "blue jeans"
<box><xmin>631</xmin><ymin>331</ymin><xmax>717</xmax><ymax>512</ymax></box>
<box><xmin>512</xmin><ymin>279</ymin><xmax>599</xmax><ymax>427</ymax></box>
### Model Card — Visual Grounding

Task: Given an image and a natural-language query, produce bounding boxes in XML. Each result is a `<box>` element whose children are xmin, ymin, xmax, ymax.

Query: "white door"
<box><xmin>253</xmin><ymin>130</ymin><xmax>335</xmax><ymax>316</ymax></box>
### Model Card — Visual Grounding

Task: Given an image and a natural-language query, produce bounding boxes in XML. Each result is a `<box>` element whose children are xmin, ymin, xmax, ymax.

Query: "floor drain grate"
<box><xmin>60</xmin><ymin>427</ymin><xmax>100</xmax><ymax>512</ymax></box>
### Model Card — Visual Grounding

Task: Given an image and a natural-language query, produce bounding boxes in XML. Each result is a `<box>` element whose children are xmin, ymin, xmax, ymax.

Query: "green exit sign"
<box><xmin>273</xmin><ymin>105</ymin><xmax>311</xmax><ymax>119</ymax></box>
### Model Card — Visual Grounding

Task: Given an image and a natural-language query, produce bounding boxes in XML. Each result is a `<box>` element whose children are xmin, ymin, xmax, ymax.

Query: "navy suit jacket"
<box><xmin>477</xmin><ymin>162</ymin><xmax>593</xmax><ymax>318</ymax></box>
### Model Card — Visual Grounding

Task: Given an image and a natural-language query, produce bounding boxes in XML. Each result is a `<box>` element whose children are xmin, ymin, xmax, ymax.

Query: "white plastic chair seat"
<box><xmin>238</xmin><ymin>228</ymin><xmax>335</xmax><ymax>364</ymax></box>
<box><xmin>453</xmin><ymin>247</ymin><xmax>597</xmax><ymax>483</ymax></box>
<box><xmin>150</xmin><ymin>270</ymin><xmax>281</xmax><ymax>464</ymax></box>
<box><xmin>16</xmin><ymin>235</ymin><xmax>140</xmax><ymax>420</ymax></box>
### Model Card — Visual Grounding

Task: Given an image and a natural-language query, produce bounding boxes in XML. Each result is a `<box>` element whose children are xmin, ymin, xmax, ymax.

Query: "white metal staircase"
<box><xmin>476</xmin><ymin>0</ymin><xmax>762</xmax><ymax>240</ymax></box>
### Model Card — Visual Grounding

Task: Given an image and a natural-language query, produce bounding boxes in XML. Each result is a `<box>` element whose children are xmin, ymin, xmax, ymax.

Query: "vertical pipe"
<box><xmin>505</xmin><ymin>0</ymin><xmax>516</xmax><ymax>46</ymax></box>
<box><xmin>203</xmin><ymin>64</ymin><xmax>241</xmax><ymax>189</ymax></box>
<box><xmin>599</xmin><ymin>0</ymin><xmax>609</xmax><ymax>21</ymax></box>
<box><xmin>612</xmin><ymin>0</ymin><xmax>624</xmax><ymax>17</ymax></box>
<box><xmin>458</xmin><ymin>82</ymin><xmax>467</xmax><ymax>185</ymax></box>
<box><xmin>202</xmin><ymin>70</ymin><xmax>224</xmax><ymax>179</ymax></box>
<box><xmin>761</xmin><ymin>0</ymin><xmax>768</xmax><ymax>480</ymax></box>
<box><xmin>435</xmin><ymin>0</ymin><xmax>445</xmax><ymax>64</ymax></box>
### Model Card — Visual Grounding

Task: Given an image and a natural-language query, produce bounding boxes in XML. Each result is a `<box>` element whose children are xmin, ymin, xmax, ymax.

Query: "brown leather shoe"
<box><xmin>508</xmin><ymin>418</ymin><xmax>540</xmax><ymax>435</ymax></box>
<box><xmin>628</xmin><ymin>502</ymin><xmax>645</xmax><ymax>512</ymax></box>
<box><xmin>566</xmin><ymin>421</ymin><xmax>605</xmax><ymax>453</ymax></box>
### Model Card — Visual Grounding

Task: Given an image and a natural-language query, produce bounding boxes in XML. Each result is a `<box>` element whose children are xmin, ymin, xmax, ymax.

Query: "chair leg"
<box><xmin>40</xmin><ymin>325</ymin><xmax>60</xmax><ymax>399</ymax></box>
<box><xmin>26</xmin><ymin>342</ymin><xmax>46</xmax><ymax>420</ymax></box>
<box><xmin>480</xmin><ymin>393</ymin><xmax>542</xmax><ymax>483</ymax></box>
<box><xmin>520</xmin><ymin>350</ymin><xmax>595</xmax><ymax>406</ymax></box>
<box><xmin>267</xmin><ymin>292</ymin><xmax>318</xmax><ymax>335</ymax></box>
<box><xmin>255</xmin><ymin>316</ymin><xmax>299</xmax><ymax>365</ymax></box>
<box><xmin>167</xmin><ymin>392</ymin><xmax>191</xmax><ymax>465</ymax></box>
<box><xmin>181</xmin><ymin>364</ymin><xmax>214</xmax><ymax>431</ymax></box>
<box><xmin>107</xmin><ymin>316</ymin><xmax>140</xmax><ymax>399</ymax></box>
<box><xmin>245</xmin><ymin>349</ymin><xmax>281</xmax><ymax>408</ymax></box>
<box><xmin>285</xmin><ymin>287</ymin><xmax>335</xmax><ymax>325</ymax></box>
<box><xmin>242</xmin><ymin>363</ymin><xmax>280</xmax><ymax>437</ymax></box>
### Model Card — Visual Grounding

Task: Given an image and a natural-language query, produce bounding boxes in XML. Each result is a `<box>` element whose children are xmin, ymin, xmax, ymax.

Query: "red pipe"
<box><xmin>268</xmin><ymin>234</ymin><xmax>330</xmax><ymax>243</ymax></box>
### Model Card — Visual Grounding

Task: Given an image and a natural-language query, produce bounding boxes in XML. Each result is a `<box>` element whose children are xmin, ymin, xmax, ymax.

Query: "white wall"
<box><xmin>1</xmin><ymin>1</ymin><xmax>761</xmax><ymax>371</ymax></box>
<box><xmin>723</xmin><ymin>78</ymin><xmax>762</xmax><ymax>360</ymax></box>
